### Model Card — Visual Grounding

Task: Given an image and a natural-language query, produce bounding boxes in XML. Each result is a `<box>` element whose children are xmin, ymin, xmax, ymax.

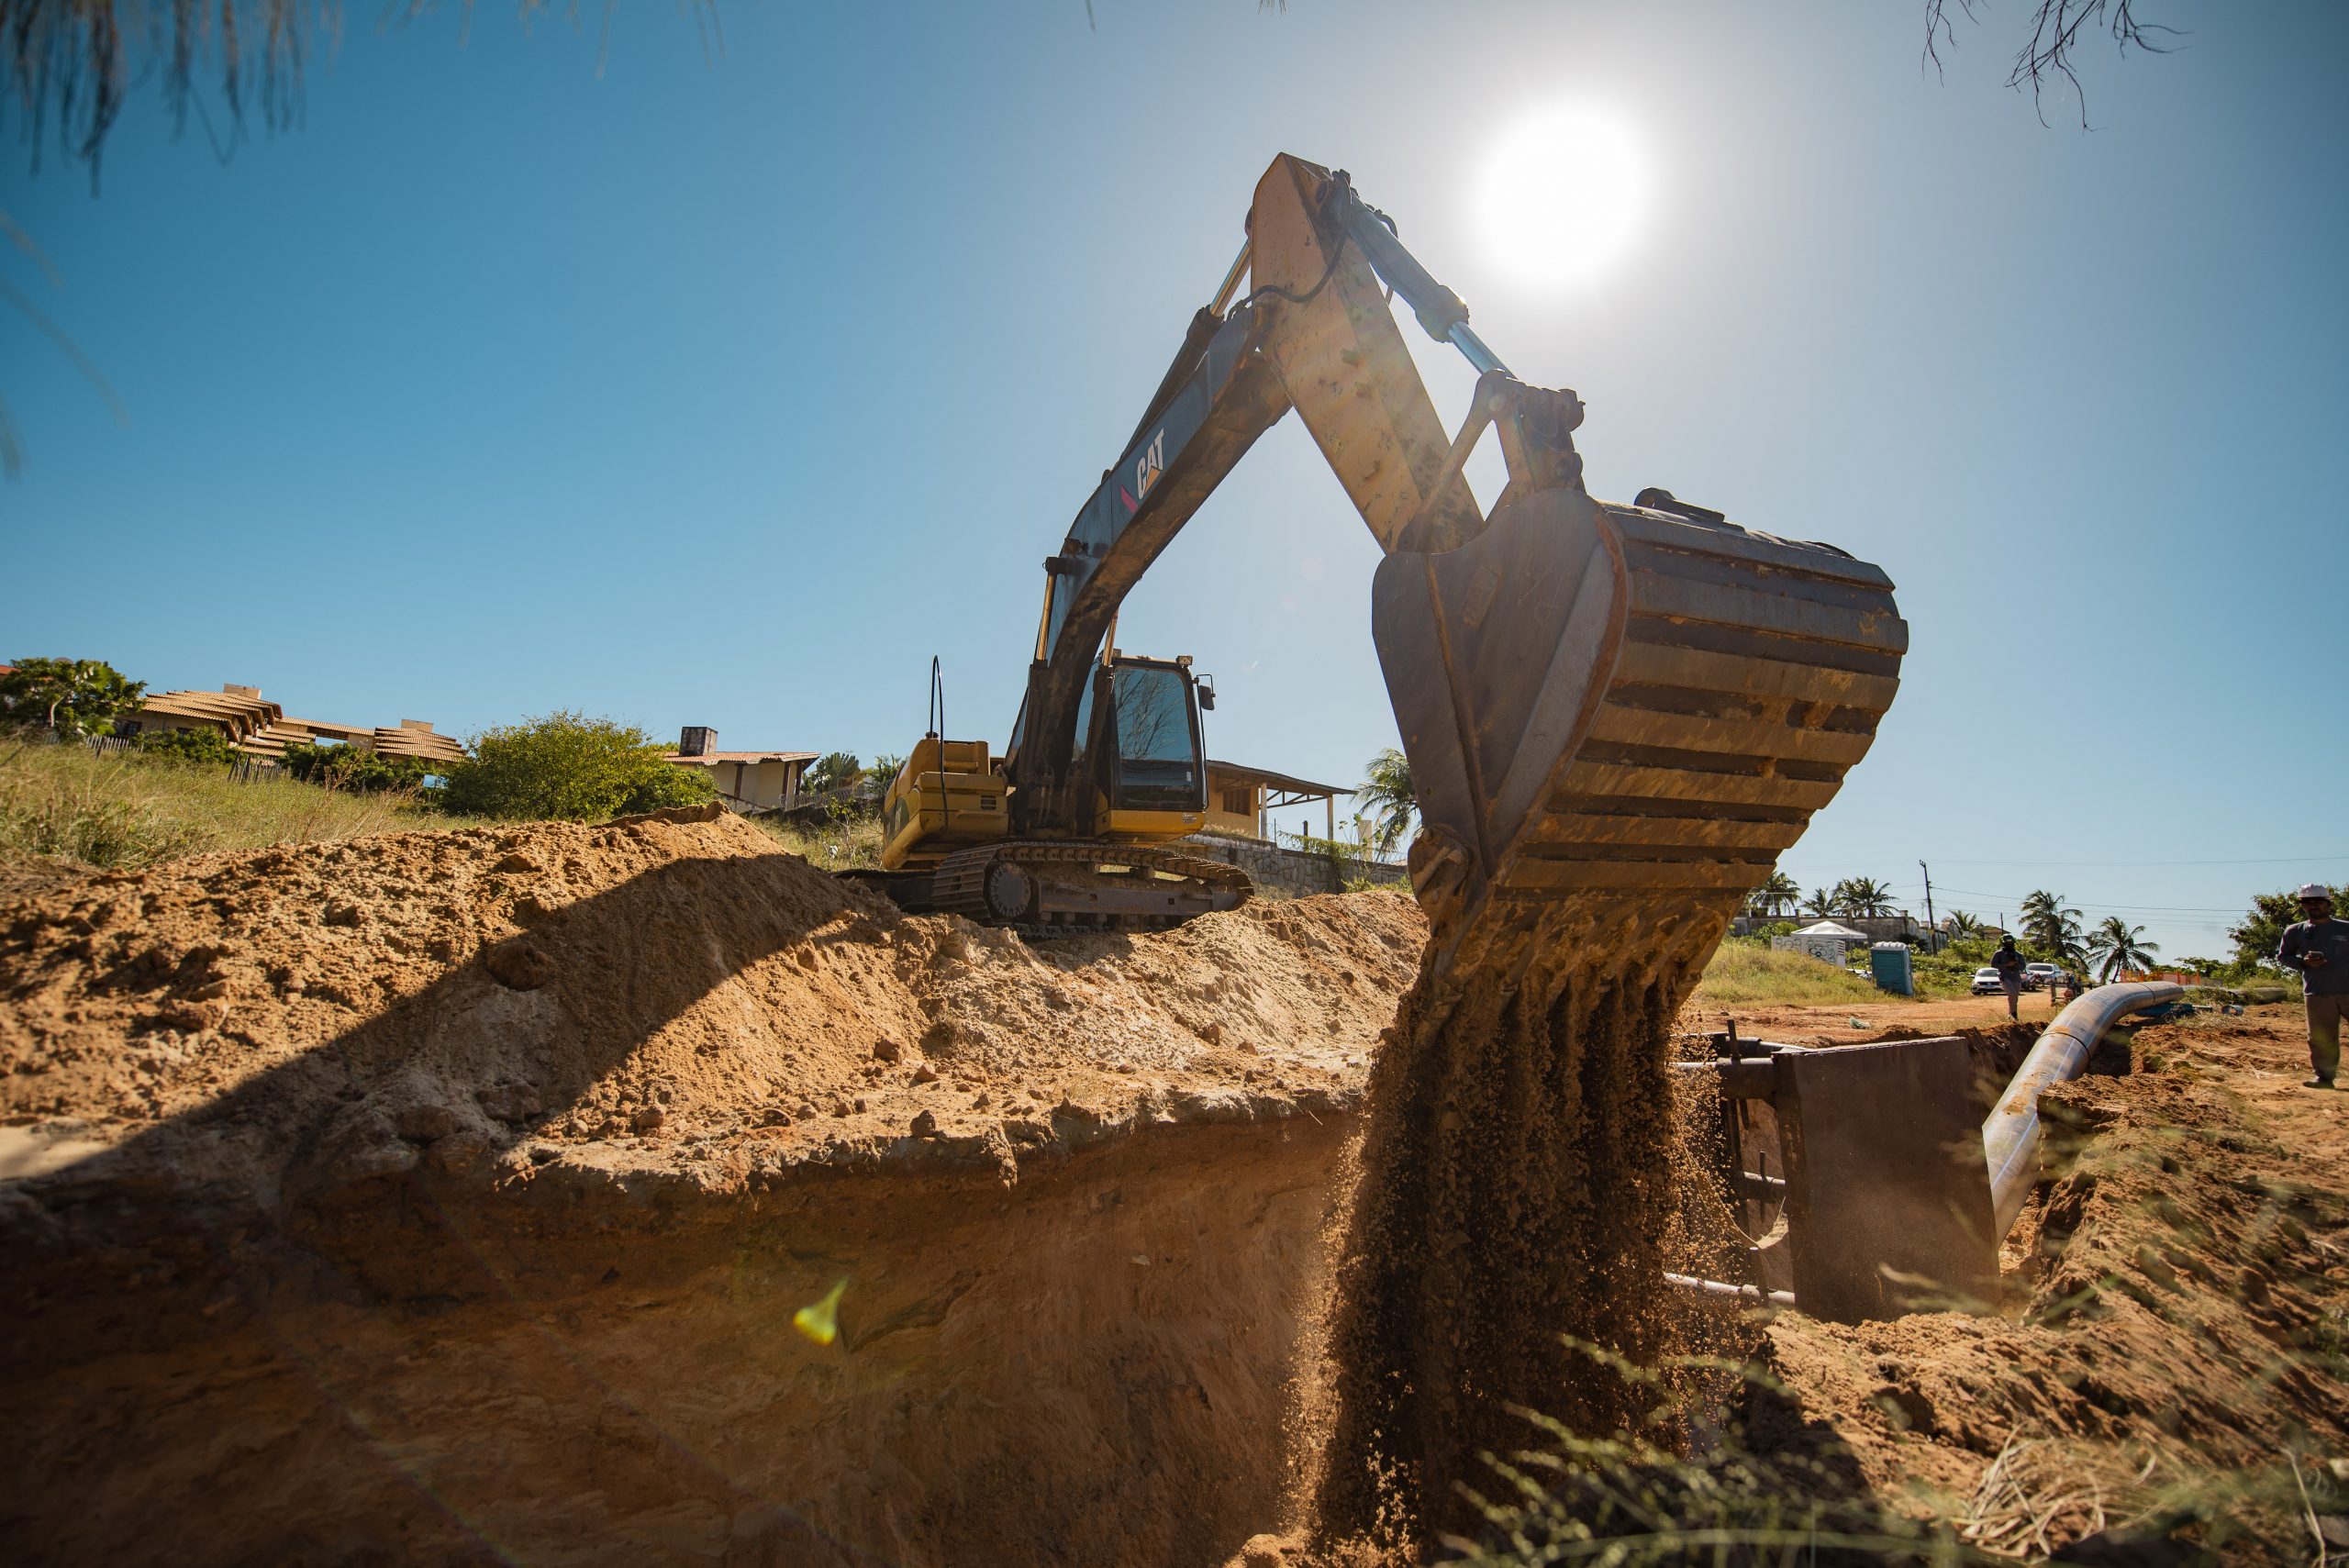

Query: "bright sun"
<box><xmin>1477</xmin><ymin>106</ymin><xmax>1651</xmax><ymax>289</ymax></box>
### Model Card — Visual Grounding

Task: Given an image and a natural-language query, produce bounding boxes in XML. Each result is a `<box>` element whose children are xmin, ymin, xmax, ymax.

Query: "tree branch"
<box><xmin>1922</xmin><ymin>0</ymin><xmax>2182</xmax><ymax>125</ymax></box>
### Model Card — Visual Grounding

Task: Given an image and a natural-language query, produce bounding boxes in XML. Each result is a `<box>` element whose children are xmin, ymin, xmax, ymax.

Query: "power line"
<box><xmin>1925</xmin><ymin>886</ymin><xmax>2249</xmax><ymax>915</ymax></box>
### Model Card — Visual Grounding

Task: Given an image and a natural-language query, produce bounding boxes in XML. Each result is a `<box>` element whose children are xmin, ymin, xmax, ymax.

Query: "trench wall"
<box><xmin>5</xmin><ymin>1116</ymin><xmax>1351</xmax><ymax>1568</ymax></box>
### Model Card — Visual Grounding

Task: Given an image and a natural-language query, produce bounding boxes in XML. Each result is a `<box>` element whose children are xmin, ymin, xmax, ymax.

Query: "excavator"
<box><xmin>855</xmin><ymin>153</ymin><xmax>1906</xmax><ymax>961</ymax></box>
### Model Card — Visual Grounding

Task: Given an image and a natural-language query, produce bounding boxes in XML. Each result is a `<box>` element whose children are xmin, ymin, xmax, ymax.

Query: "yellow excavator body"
<box><xmin>863</xmin><ymin>650</ymin><xmax>1241</xmax><ymax>933</ymax></box>
<box><xmin>876</xmin><ymin>737</ymin><xmax>1008</xmax><ymax>871</ymax></box>
<box><xmin>876</xmin><ymin>734</ymin><xmax>1208</xmax><ymax>872</ymax></box>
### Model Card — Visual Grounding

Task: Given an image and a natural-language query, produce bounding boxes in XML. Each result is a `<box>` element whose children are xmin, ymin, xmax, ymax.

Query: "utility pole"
<box><xmin>1919</xmin><ymin>860</ymin><xmax>1939</xmax><ymax>953</ymax></box>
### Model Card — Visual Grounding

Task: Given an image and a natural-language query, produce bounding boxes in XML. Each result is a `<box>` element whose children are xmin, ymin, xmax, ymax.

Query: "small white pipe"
<box><xmin>1664</xmin><ymin>1272</ymin><xmax>1795</xmax><ymax>1309</ymax></box>
<box><xmin>1982</xmin><ymin>981</ymin><xmax>2184</xmax><ymax>1236</ymax></box>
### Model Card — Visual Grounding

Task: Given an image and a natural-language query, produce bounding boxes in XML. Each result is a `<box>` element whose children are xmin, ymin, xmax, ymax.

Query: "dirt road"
<box><xmin>1680</xmin><ymin>985</ymin><xmax>2118</xmax><ymax>1043</ymax></box>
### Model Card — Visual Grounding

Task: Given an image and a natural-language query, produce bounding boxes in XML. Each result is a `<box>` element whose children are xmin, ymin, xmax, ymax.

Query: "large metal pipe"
<box><xmin>1983</xmin><ymin>980</ymin><xmax>2184</xmax><ymax>1236</ymax></box>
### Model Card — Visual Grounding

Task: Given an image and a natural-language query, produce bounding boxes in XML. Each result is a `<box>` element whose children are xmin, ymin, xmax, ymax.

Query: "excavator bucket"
<box><xmin>1372</xmin><ymin>490</ymin><xmax>1904</xmax><ymax>967</ymax></box>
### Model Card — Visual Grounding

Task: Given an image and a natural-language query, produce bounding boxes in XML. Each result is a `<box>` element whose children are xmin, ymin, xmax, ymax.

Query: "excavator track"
<box><xmin>930</xmin><ymin>840</ymin><xmax>1253</xmax><ymax>940</ymax></box>
<box><xmin>1380</xmin><ymin>495</ymin><xmax>1905</xmax><ymax>978</ymax></box>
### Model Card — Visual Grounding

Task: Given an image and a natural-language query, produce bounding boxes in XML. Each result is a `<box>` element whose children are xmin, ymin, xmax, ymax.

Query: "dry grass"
<box><xmin>0</xmin><ymin>740</ymin><xmax>484</xmax><ymax>873</ymax></box>
<box><xmin>1455</xmin><ymin>1345</ymin><xmax>1983</xmax><ymax>1566</ymax></box>
<box><xmin>1693</xmin><ymin>941</ymin><xmax>1887</xmax><ymax>1007</ymax></box>
<box><xmin>750</xmin><ymin>810</ymin><xmax>885</xmax><ymax>871</ymax></box>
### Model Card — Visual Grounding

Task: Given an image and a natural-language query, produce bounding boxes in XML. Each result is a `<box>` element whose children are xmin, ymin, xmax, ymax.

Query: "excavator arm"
<box><xmin>991</xmin><ymin>152</ymin><xmax>1902</xmax><ymax>968</ymax></box>
<box><xmin>1012</xmin><ymin>157</ymin><xmax>1508</xmax><ymax>828</ymax></box>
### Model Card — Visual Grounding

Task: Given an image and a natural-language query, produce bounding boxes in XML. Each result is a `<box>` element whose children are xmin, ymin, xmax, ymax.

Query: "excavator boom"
<box><xmin>872</xmin><ymin>153</ymin><xmax>1903</xmax><ymax>956</ymax></box>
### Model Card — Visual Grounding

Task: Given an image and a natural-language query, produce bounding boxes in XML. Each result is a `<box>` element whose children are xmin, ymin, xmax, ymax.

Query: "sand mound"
<box><xmin>0</xmin><ymin>803</ymin><xmax>1423</xmax><ymax>1205</ymax></box>
<box><xmin>7</xmin><ymin>811</ymin><xmax>2345</xmax><ymax>1565</ymax></box>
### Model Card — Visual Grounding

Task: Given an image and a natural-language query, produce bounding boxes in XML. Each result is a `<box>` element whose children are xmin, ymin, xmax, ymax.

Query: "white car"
<box><xmin>2022</xmin><ymin>962</ymin><xmax>2064</xmax><ymax>987</ymax></box>
<box><xmin>1969</xmin><ymin>967</ymin><xmax>2006</xmax><ymax>995</ymax></box>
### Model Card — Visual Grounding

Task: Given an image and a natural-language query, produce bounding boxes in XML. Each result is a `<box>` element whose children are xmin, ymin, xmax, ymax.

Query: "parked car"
<box><xmin>1969</xmin><ymin>967</ymin><xmax>2006</xmax><ymax>995</ymax></box>
<box><xmin>2023</xmin><ymin>962</ymin><xmax>2064</xmax><ymax>987</ymax></box>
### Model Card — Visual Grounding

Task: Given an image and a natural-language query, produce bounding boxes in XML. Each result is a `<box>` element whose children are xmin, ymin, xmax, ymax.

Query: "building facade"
<box><xmin>663</xmin><ymin>728</ymin><xmax>817</xmax><ymax>813</ymax></box>
<box><xmin>1200</xmin><ymin>759</ymin><xmax>1352</xmax><ymax>842</ymax></box>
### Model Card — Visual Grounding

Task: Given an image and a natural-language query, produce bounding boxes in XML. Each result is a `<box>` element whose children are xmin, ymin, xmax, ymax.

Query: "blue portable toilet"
<box><xmin>1869</xmin><ymin>941</ymin><xmax>1914</xmax><ymax>996</ymax></box>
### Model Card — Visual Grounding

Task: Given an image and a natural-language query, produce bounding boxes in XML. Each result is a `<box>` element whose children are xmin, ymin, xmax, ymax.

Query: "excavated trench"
<box><xmin>0</xmin><ymin>807</ymin><xmax>1423</xmax><ymax>1567</ymax></box>
<box><xmin>5</xmin><ymin>1110</ymin><xmax>1356</xmax><ymax>1566</ymax></box>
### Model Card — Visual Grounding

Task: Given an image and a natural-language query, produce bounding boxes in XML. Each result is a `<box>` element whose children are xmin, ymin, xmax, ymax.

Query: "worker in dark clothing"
<box><xmin>2277</xmin><ymin>883</ymin><xmax>2347</xmax><ymax>1089</ymax></box>
<box><xmin>1990</xmin><ymin>934</ymin><xmax>2025</xmax><ymax>1021</ymax></box>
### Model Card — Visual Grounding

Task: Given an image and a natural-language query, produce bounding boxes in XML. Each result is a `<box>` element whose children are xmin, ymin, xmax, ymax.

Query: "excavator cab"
<box><xmin>1069</xmin><ymin>654</ymin><xmax>1210</xmax><ymax>840</ymax></box>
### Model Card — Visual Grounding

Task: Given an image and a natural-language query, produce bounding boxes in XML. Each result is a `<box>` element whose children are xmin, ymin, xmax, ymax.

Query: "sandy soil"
<box><xmin>5</xmin><ymin>808</ymin><xmax>2343</xmax><ymax>1564</ymax></box>
<box><xmin>0</xmin><ymin>805</ymin><xmax>1422</xmax><ymax>1567</ymax></box>
<box><xmin>1679</xmin><ymin>986</ymin><xmax>2103</xmax><ymax>1042</ymax></box>
<box><xmin>1745</xmin><ymin>1005</ymin><xmax>2349</xmax><ymax>1562</ymax></box>
<box><xmin>0</xmin><ymin>803</ymin><xmax>1421</xmax><ymax>1187</ymax></box>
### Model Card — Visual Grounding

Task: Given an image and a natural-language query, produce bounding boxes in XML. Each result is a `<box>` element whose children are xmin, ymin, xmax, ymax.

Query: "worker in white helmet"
<box><xmin>2276</xmin><ymin>884</ymin><xmax>2345</xmax><ymax>1089</ymax></box>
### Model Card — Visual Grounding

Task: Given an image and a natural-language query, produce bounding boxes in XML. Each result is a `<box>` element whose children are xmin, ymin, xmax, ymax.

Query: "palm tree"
<box><xmin>1945</xmin><ymin>909</ymin><xmax>1984</xmax><ymax>940</ymax></box>
<box><xmin>1746</xmin><ymin>870</ymin><xmax>1800</xmax><ymax>919</ymax></box>
<box><xmin>2085</xmin><ymin>917</ymin><xmax>2159</xmax><ymax>983</ymax></box>
<box><xmin>803</xmin><ymin>751</ymin><xmax>865</xmax><ymax>797</ymax></box>
<box><xmin>1357</xmin><ymin>748</ymin><xmax>1417</xmax><ymax>853</ymax></box>
<box><xmin>1836</xmin><ymin>876</ymin><xmax>1897</xmax><ymax>918</ymax></box>
<box><xmin>1802</xmin><ymin>886</ymin><xmax>1842</xmax><ymax>919</ymax></box>
<box><xmin>2020</xmin><ymin>889</ymin><xmax>2085</xmax><ymax>964</ymax></box>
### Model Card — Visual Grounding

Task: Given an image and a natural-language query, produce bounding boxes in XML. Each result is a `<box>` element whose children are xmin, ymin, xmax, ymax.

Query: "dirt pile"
<box><xmin>0</xmin><ymin>805</ymin><xmax>1427</xmax><ymax>1567</ymax></box>
<box><xmin>13</xmin><ymin>808</ymin><xmax>2342</xmax><ymax>1565</ymax></box>
<box><xmin>0</xmin><ymin>803</ymin><xmax>1421</xmax><ymax>1190</ymax></box>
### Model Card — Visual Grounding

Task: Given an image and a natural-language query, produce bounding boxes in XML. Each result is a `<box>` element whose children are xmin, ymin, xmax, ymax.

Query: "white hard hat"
<box><xmin>2299</xmin><ymin>883</ymin><xmax>2334</xmax><ymax>901</ymax></box>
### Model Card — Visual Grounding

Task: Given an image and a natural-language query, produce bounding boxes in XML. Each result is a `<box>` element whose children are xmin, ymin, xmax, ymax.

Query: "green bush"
<box><xmin>281</xmin><ymin>740</ymin><xmax>434</xmax><ymax>795</ymax></box>
<box><xmin>440</xmin><ymin>712</ymin><xmax>716</xmax><ymax>821</ymax></box>
<box><xmin>134</xmin><ymin>727</ymin><xmax>240</xmax><ymax>766</ymax></box>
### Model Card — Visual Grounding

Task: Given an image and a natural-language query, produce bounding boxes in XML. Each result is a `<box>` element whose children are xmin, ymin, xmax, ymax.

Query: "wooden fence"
<box><xmin>61</xmin><ymin>730</ymin><xmax>284</xmax><ymax>784</ymax></box>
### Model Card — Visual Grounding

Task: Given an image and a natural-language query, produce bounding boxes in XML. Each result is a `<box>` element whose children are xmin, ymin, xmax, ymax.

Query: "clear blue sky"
<box><xmin>5</xmin><ymin>0</ymin><xmax>2343</xmax><ymax>961</ymax></box>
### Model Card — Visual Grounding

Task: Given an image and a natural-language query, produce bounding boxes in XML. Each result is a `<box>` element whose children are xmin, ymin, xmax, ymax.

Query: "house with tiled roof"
<box><xmin>662</xmin><ymin>727</ymin><xmax>817</xmax><ymax>812</ymax></box>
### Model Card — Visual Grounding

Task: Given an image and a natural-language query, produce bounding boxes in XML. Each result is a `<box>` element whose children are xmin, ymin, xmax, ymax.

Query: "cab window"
<box><xmin>1108</xmin><ymin>665</ymin><xmax>1201</xmax><ymax>811</ymax></box>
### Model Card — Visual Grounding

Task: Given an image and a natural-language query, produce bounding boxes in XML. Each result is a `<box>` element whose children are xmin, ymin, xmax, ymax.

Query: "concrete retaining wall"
<box><xmin>1180</xmin><ymin>837</ymin><xmax>1408</xmax><ymax>899</ymax></box>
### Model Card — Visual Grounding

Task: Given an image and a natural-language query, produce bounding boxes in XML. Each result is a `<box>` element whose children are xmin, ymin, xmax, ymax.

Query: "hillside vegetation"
<box><xmin>1691</xmin><ymin>940</ymin><xmax>1882</xmax><ymax>1006</ymax></box>
<box><xmin>0</xmin><ymin>741</ymin><xmax>481</xmax><ymax>874</ymax></box>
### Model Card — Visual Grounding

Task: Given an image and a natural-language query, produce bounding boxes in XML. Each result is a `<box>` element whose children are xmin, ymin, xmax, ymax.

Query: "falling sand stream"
<box><xmin>1308</xmin><ymin>950</ymin><xmax>1685</xmax><ymax>1554</ymax></box>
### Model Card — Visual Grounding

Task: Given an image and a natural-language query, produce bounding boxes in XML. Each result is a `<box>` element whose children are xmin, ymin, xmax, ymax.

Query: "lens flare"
<box><xmin>793</xmin><ymin>1278</ymin><xmax>848</xmax><ymax>1346</ymax></box>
